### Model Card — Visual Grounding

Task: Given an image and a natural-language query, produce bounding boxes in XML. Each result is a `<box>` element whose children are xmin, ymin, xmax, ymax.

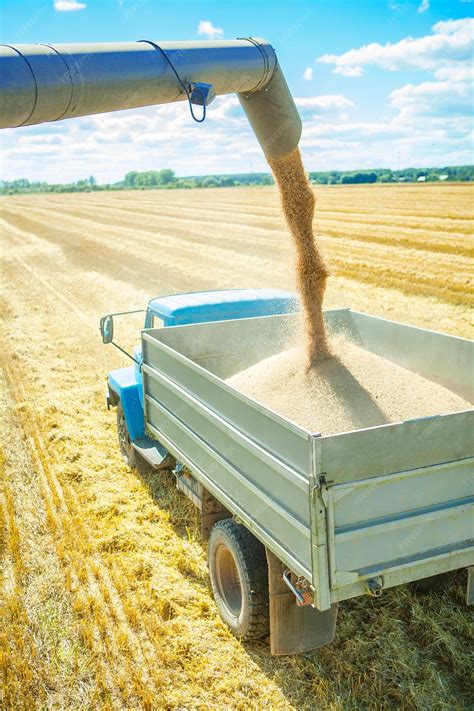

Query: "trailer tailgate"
<box><xmin>315</xmin><ymin>411</ymin><xmax>474</xmax><ymax>602</ymax></box>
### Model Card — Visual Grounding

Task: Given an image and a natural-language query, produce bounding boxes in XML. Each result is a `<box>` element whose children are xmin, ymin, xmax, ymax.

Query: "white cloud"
<box><xmin>295</xmin><ymin>95</ymin><xmax>355</xmax><ymax>110</ymax></box>
<box><xmin>197</xmin><ymin>20</ymin><xmax>224</xmax><ymax>39</ymax></box>
<box><xmin>434</xmin><ymin>65</ymin><xmax>472</xmax><ymax>81</ymax></box>
<box><xmin>54</xmin><ymin>0</ymin><xmax>86</xmax><ymax>10</ymax></box>
<box><xmin>418</xmin><ymin>0</ymin><xmax>429</xmax><ymax>13</ymax></box>
<box><xmin>317</xmin><ymin>18</ymin><xmax>473</xmax><ymax>76</ymax></box>
<box><xmin>333</xmin><ymin>65</ymin><xmax>363</xmax><ymax>77</ymax></box>
<box><xmin>303</xmin><ymin>67</ymin><xmax>313</xmax><ymax>81</ymax></box>
<box><xmin>389</xmin><ymin>80</ymin><xmax>473</xmax><ymax>120</ymax></box>
<box><xmin>1</xmin><ymin>98</ymin><xmax>471</xmax><ymax>181</ymax></box>
<box><xmin>0</xmin><ymin>98</ymin><xmax>257</xmax><ymax>183</ymax></box>
<box><xmin>303</xmin><ymin>120</ymin><xmax>408</xmax><ymax>141</ymax></box>
<box><xmin>298</xmin><ymin>106</ymin><xmax>472</xmax><ymax>169</ymax></box>
<box><xmin>314</xmin><ymin>16</ymin><xmax>472</xmax><ymax>168</ymax></box>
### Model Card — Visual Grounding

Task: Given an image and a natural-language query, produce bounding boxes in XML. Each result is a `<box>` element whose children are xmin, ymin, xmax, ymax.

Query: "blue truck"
<box><xmin>100</xmin><ymin>288</ymin><xmax>473</xmax><ymax>656</ymax></box>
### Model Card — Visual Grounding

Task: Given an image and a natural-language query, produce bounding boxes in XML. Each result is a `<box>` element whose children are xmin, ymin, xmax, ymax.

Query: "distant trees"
<box><xmin>0</xmin><ymin>176</ymin><xmax>102</xmax><ymax>194</ymax></box>
<box><xmin>341</xmin><ymin>171</ymin><xmax>378</xmax><ymax>184</ymax></box>
<box><xmin>119</xmin><ymin>171</ymin><xmax>272</xmax><ymax>191</ymax></box>
<box><xmin>1</xmin><ymin>165</ymin><xmax>473</xmax><ymax>196</ymax></box>
<box><xmin>309</xmin><ymin>166</ymin><xmax>473</xmax><ymax>185</ymax></box>
<box><xmin>123</xmin><ymin>169</ymin><xmax>176</xmax><ymax>188</ymax></box>
<box><xmin>201</xmin><ymin>176</ymin><xmax>220</xmax><ymax>188</ymax></box>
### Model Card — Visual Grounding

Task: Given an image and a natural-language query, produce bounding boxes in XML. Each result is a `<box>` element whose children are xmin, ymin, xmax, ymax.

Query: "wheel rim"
<box><xmin>214</xmin><ymin>544</ymin><xmax>242</xmax><ymax>617</ymax></box>
<box><xmin>117</xmin><ymin>409</ymin><xmax>131</xmax><ymax>456</ymax></box>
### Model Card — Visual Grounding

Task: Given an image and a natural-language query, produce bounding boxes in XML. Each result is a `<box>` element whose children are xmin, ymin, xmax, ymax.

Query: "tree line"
<box><xmin>1</xmin><ymin>165</ymin><xmax>472</xmax><ymax>195</ymax></box>
<box><xmin>309</xmin><ymin>165</ymin><xmax>474</xmax><ymax>184</ymax></box>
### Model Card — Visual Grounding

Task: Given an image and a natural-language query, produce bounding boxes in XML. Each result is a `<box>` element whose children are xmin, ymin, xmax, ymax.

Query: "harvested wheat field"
<box><xmin>1</xmin><ymin>182</ymin><xmax>473</xmax><ymax>710</ymax></box>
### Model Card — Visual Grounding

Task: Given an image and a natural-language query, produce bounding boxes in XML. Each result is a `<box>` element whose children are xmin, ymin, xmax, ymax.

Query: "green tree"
<box><xmin>135</xmin><ymin>171</ymin><xmax>157</xmax><ymax>187</ymax></box>
<box><xmin>124</xmin><ymin>171</ymin><xmax>139</xmax><ymax>187</ymax></box>
<box><xmin>157</xmin><ymin>169</ymin><xmax>175</xmax><ymax>185</ymax></box>
<box><xmin>202</xmin><ymin>177</ymin><xmax>219</xmax><ymax>188</ymax></box>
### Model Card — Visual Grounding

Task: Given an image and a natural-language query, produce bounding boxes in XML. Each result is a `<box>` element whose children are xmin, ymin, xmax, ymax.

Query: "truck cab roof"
<box><xmin>147</xmin><ymin>288</ymin><xmax>298</xmax><ymax>327</ymax></box>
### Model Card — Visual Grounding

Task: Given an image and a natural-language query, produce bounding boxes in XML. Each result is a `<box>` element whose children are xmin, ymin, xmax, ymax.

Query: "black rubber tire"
<box><xmin>208</xmin><ymin>518</ymin><xmax>269</xmax><ymax>641</ymax></box>
<box><xmin>116</xmin><ymin>401</ymin><xmax>137</xmax><ymax>468</ymax></box>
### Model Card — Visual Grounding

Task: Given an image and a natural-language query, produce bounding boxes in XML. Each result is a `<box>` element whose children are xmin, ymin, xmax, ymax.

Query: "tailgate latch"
<box><xmin>366</xmin><ymin>577</ymin><xmax>384</xmax><ymax>597</ymax></box>
<box><xmin>283</xmin><ymin>569</ymin><xmax>313</xmax><ymax>606</ymax></box>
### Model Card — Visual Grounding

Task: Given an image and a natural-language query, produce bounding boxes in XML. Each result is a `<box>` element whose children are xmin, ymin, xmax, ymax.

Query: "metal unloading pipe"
<box><xmin>0</xmin><ymin>39</ymin><xmax>301</xmax><ymax>159</ymax></box>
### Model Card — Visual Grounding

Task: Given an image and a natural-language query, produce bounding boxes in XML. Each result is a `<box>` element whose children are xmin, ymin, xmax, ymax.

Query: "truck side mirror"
<box><xmin>100</xmin><ymin>315</ymin><xmax>114</xmax><ymax>344</ymax></box>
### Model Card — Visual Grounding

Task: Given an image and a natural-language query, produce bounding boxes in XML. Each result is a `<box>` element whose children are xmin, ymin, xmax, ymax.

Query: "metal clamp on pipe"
<box><xmin>189</xmin><ymin>82</ymin><xmax>215</xmax><ymax>107</ymax></box>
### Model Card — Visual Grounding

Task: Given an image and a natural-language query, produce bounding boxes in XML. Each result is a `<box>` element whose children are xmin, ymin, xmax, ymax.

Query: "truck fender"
<box><xmin>107</xmin><ymin>366</ymin><xmax>145</xmax><ymax>442</ymax></box>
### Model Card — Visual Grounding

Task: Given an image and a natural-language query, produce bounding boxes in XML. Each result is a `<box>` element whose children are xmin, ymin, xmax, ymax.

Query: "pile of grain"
<box><xmin>227</xmin><ymin>337</ymin><xmax>470</xmax><ymax>434</ymax></box>
<box><xmin>269</xmin><ymin>148</ymin><xmax>329</xmax><ymax>364</ymax></box>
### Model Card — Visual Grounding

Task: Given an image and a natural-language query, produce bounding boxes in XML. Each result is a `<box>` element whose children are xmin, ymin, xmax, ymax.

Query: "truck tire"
<box><xmin>116</xmin><ymin>401</ymin><xmax>137</xmax><ymax>468</ymax></box>
<box><xmin>208</xmin><ymin>518</ymin><xmax>269</xmax><ymax>641</ymax></box>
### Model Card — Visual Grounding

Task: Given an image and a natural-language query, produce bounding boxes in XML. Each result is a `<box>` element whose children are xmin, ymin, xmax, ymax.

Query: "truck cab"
<box><xmin>102</xmin><ymin>288</ymin><xmax>298</xmax><ymax>470</ymax></box>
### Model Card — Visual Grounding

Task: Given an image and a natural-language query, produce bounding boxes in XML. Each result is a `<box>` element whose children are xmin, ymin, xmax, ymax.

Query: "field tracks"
<box><xmin>0</xmin><ymin>260</ymin><xmax>176</xmax><ymax>709</ymax></box>
<box><xmin>2</xmin><ymin>184</ymin><xmax>472</xmax><ymax>307</ymax></box>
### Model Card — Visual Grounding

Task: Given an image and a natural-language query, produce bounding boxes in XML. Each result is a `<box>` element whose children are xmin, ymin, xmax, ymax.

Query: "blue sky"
<box><xmin>1</xmin><ymin>0</ymin><xmax>473</xmax><ymax>181</ymax></box>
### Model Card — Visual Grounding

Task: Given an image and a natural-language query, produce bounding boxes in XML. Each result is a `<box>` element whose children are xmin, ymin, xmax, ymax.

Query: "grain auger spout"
<box><xmin>0</xmin><ymin>38</ymin><xmax>301</xmax><ymax>160</ymax></box>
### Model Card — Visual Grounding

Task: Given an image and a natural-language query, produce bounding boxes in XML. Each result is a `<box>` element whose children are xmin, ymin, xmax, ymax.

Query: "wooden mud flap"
<box><xmin>266</xmin><ymin>549</ymin><xmax>338</xmax><ymax>656</ymax></box>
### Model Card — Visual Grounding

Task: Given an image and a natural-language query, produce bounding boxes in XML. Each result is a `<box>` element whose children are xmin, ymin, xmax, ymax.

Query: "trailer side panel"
<box><xmin>141</xmin><ymin>331</ymin><xmax>313</xmax><ymax>580</ymax></box>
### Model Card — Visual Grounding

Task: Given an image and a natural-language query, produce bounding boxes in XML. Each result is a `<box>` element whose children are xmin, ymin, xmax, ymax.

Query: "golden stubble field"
<box><xmin>1</xmin><ymin>182</ymin><xmax>473</xmax><ymax>710</ymax></box>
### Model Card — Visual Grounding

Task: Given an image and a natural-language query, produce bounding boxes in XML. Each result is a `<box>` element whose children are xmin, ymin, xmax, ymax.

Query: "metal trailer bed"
<box><xmin>140</xmin><ymin>308</ymin><xmax>473</xmax><ymax>652</ymax></box>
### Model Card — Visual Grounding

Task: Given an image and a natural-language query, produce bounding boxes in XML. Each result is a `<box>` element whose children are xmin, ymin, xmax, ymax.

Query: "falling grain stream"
<box><xmin>269</xmin><ymin>148</ymin><xmax>330</xmax><ymax>364</ymax></box>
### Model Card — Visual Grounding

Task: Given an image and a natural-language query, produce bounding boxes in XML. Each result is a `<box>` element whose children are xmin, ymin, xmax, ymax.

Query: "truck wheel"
<box><xmin>208</xmin><ymin>518</ymin><xmax>269</xmax><ymax>641</ymax></box>
<box><xmin>116</xmin><ymin>401</ymin><xmax>137</xmax><ymax>468</ymax></box>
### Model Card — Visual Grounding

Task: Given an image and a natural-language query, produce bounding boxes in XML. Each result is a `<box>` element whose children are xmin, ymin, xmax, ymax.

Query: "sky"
<box><xmin>0</xmin><ymin>0</ymin><xmax>473</xmax><ymax>182</ymax></box>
